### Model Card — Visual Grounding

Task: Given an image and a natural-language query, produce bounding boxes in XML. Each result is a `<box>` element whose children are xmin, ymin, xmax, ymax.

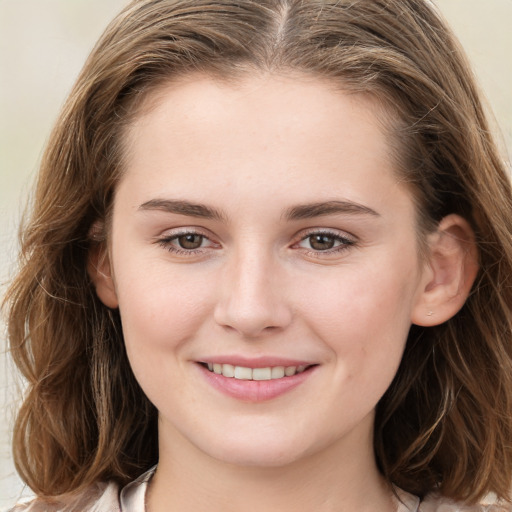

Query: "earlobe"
<box><xmin>87</xmin><ymin>223</ymin><xmax>119</xmax><ymax>309</ymax></box>
<box><xmin>412</xmin><ymin>214</ymin><xmax>479</xmax><ymax>327</ymax></box>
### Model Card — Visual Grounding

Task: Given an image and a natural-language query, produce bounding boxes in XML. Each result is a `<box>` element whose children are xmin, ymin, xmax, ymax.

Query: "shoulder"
<box><xmin>420</xmin><ymin>494</ymin><xmax>512</xmax><ymax>512</ymax></box>
<box><xmin>6</xmin><ymin>480</ymin><xmax>121</xmax><ymax>512</ymax></box>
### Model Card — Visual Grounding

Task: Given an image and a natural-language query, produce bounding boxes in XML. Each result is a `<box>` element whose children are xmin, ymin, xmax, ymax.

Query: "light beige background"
<box><xmin>1</xmin><ymin>0</ymin><xmax>511</xmax><ymax>507</ymax></box>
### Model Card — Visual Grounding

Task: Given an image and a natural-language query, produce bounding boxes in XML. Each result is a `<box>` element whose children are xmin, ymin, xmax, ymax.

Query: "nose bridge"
<box><xmin>214</xmin><ymin>242</ymin><xmax>291</xmax><ymax>337</ymax></box>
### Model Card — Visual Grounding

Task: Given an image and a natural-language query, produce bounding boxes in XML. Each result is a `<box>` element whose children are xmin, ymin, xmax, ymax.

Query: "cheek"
<box><xmin>298</xmin><ymin>258</ymin><xmax>419</xmax><ymax>374</ymax></box>
<box><xmin>303</xmin><ymin>264</ymin><xmax>415</xmax><ymax>327</ymax></box>
<box><xmin>112</xmin><ymin>262</ymin><xmax>219</xmax><ymax>405</ymax></box>
<box><xmin>302</xmin><ymin>271</ymin><xmax>416</xmax><ymax>425</ymax></box>
<box><xmin>113</xmin><ymin>257</ymin><xmax>216</xmax><ymax>356</ymax></box>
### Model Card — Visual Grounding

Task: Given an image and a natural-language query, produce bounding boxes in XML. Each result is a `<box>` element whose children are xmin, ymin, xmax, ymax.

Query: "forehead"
<box><xmin>123</xmin><ymin>71</ymin><xmax>394</xmax><ymax>174</ymax></box>
<box><xmin>115</xmin><ymin>72</ymin><xmax>416</xmax><ymax>229</ymax></box>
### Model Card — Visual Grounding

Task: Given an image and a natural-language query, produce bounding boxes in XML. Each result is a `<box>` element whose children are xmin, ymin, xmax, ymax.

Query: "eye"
<box><xmin>155</xmin><ymin>229</ymin><xmax>219</xmax><ymax>255</ymax></box>
<box><xmin>295</xmin><ymin>230</ymin><xmax>355</xmax><ymax>254</ymax></box>
<box><xmin>175</xmin><ymin>233</ymin><xmax>206</xmax><ymax>250</ymax></box>
<box><xmin>304</xmin><ymin>233</ymin><xmax>338</xmax><ymax>251</ymax></box>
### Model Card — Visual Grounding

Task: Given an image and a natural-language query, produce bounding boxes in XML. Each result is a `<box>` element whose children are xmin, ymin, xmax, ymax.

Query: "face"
<box><xmin>100</xmin><ymin>73</ymin><xmax>430</xmax><ymax>469</ymax></box>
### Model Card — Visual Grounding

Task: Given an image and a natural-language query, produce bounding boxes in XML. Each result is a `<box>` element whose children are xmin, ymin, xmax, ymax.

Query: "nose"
<box><xmin>213</xmin><ymin>249</ymin><xmax>293</xmax><ymax>338</ymax></box>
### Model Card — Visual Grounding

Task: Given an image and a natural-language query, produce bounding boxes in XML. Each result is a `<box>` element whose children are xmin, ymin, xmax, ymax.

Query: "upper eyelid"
<box><xmin>293</xmin><ymin>227</ymin><xmax>357</xmax><ymax>242</ymax></box>
<box><xmin>156</xmin><ymin>226</ymin><xmax>214</xmax><ymax>239</ymax></box>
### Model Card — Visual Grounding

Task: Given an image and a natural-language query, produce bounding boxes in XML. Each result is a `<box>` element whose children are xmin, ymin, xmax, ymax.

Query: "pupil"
<box><xmin>310</xmin><ymin>234</ymin><xmax>335</xmax><ymax>250</ymax></box>
<box><xmin>178</xmin><ymin>234</ymin><xmax>203</xmax><ymax>249</ymax></box>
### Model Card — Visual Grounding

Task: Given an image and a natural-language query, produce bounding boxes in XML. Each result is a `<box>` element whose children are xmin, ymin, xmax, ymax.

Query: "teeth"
<box><xmin>222</xmin><ymin>364</ymin><xmax>235</xmax><ymax>378</ymax></box>
<box><xmin>252</xmin><ymin>367</ymin><xmax>272</xmax><ymax>381</ymax></box>
<box><xmin>205</xmin><ymin>363</ymin><xmax>308</xmax><ymax>380</ymax></box>
<box><xmin>271</xmin><ymin>366</ymin><xmax>285</xmax><ymax>379</ymax></box>
<box><xmin>234</xmin><ymin>366</ymin><xmax>252</xmax><ymax>380</ymax></box>
<box><xmin>284</xmin><ymin>366</ymin><xmax>297</xmax><ymax>377</ymax></box>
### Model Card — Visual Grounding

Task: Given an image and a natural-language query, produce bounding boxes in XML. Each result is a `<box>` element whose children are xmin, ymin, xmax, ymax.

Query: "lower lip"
<box><xmin>198</xmin><ymin>364</ymin><xmax>316</xmax><ymax>402</ymax></box>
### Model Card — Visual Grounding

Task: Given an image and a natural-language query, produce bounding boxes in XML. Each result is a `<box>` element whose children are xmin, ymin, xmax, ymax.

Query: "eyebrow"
<box><xmin>284</xmin><ymin>200</ymin><xmax>380</xmax><ymax>220</ymax></box>
<box><xmin>138</xmin><ymin>199</ymin><xmax>227</xmax><ymax>221</ymax></box>
<box><xmin>138</xmin><ymin>198</ymin><xmax>379</xmax><ymax>222</ymax></box>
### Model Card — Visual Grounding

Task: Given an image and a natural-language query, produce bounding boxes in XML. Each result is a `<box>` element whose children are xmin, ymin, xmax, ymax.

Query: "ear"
<box><xmin>87</xmin><ymin>222</ymin><xmax>119</xmax><ymax>309</ymax></box>
<box><xmin>411</xmin><ymin>214</ymin><xmax>479</xmax><ymax>327</ymax></box>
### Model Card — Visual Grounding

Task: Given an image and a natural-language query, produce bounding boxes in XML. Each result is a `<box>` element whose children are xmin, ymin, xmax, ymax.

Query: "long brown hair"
<box><xmin>4</xmin><ymin>0</ymin><xmax>512</xmax><ymax>503</ymax></box>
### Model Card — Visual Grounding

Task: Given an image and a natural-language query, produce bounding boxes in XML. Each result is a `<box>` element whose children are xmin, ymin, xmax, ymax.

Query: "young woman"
<box><xmin>5</xmin><ymin>0</ymin><xmax>512</xmax><ymax>510</ymax></box>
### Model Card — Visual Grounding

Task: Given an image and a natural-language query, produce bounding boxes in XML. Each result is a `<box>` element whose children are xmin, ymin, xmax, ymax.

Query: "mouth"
<box><xmin>199</xmin><ymin>362</ymin><xmax>313</xmax><ymax>380</ymax></box>
<box><xmin>196</xmin><ymin>358</ymin><xmax>318</xmax><ymax>401</ymax></box>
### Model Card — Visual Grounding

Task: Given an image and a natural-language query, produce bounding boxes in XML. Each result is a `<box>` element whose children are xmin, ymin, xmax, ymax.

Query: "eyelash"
<box><xmin>293</xmin><ymin>229</ymin><xmax>356</xmax><ymax>257</ymax></box>
<box><xmin>155</xmin><ymin>229</ymin><xmax>356</xmax><ymax>257</ymax></box>
<box><xmin>156</xmin><ymin>229</ymin><xmax>218</xmax><ymax>255</ymax></box>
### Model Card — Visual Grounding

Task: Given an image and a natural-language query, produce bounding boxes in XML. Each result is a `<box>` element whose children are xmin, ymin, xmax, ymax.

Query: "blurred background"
<box><xmin>0</xmin><ymin>0</ymin><xmax>511</xmax><ymax>507</ymax></box>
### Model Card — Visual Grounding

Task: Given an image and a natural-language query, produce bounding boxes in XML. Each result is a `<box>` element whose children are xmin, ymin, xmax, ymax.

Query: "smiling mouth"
<box><xmin>200</xmin><ymin>363</ymin><xmax>314</xmax><ymax>380</ymax></box>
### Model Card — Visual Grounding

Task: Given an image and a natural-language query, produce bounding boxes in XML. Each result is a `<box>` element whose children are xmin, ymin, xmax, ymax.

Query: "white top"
<box><xmin>8</xmin><ymin>467</ymin><xmax>512</xmax><ymax>511</ymax></box>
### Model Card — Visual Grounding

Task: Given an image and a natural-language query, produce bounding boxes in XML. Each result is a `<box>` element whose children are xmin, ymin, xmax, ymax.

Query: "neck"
<box><xmin>147</xmin><ymin>418</ymin><xmax>396</xmax><ymax>512</ymax></box>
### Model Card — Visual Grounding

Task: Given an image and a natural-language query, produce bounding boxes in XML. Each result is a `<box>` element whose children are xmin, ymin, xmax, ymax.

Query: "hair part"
<box><xmin>4</xmin><ymin>0</ymin><xmax>512</xmax><ymax>503</ymax></box>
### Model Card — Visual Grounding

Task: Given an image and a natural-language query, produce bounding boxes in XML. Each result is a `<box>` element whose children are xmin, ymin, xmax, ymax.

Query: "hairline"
<box><xmin>105</xmin><ymin>66</ymin><xmax>435</xmax><ymax>260</ymax></box>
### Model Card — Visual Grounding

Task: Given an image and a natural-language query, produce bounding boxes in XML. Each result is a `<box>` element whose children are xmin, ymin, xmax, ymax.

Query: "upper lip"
<box><xmin>197</xmin><ymin>355</ymin><xmax>315</xmax><ymax>368</ymax></box>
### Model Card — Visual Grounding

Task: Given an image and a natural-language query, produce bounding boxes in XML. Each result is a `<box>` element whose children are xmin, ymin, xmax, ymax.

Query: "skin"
<box><xmin>91</xmin><ymin>73</ymin><xmax>477</xmax><ymax>511</ymax></box>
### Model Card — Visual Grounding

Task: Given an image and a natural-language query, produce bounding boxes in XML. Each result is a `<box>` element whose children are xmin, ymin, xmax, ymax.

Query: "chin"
<box><xmin>196</xmin><ymin>430</ymin><xmax>317</xmax><ymax>469</ymax></box>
